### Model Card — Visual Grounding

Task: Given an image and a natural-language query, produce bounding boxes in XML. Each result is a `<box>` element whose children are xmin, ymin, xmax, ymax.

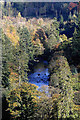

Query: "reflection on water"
<box><xmin>28</xmin><ymin>60</ymin><xmax>49</xmax><ymax>88</ymax></box>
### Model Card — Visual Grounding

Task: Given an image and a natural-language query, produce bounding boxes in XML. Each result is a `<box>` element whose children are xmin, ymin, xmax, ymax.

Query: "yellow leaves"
<box><xmin>18</xmin><ymin>12</ymin><xmax>22</xmax><ymax>18</ymax></box>
<box><xmin>9</xmin><ymin>103</ymin><xmax>11</xmax><ymax>107</ymax></box>
<box><xmin>11</xmin><ymin>110</ymin><xmax>21</xmax><ymax>116</ymax></box>
<box><xmin>7</xmin><ymin>81</ymin><xmax>40</xmax><ymax>118</ymax></box>
<box><xmin>74</xmin><ymin>105</ymin><xmax>80</xmax><ymax>111</ymax></box>
<box><xmin>30</xmin><ymin>83</ymin><xmax>39</xmax><ymax>89</ymax></box>
<box><xmin>21</xmin><ymin>88</ymin><xmax>27</xmax><ymax>93</ymax></box>
<box><xmin>52</xmin><ymin>94</ymin><xmax>60</xmax><ymax>102</ymax></box>
<box><xmin>9</xmin><ymin>72</ymin><xmax>18</xmax><ymax>81</ymax></box>
<box><xmin>10</xmin><ymin>72</ymin><xmax>18</xmax><ymax>76</ymax></box>
<box><xmin>23</xmin><ymin>104</ymin><xmax>26</xmax><ymax>108</ymax></box>
<box><xmin>37</xmin><ymin>18</ymin><xmax>44</xmax><ymax>26</ymax></box>
<box><xmin>16</xmin><ymin>93</ymin><xmax>21</xmax><ymax>99</ymax></box>
<box><xmin>52</xmin><ymin>94</ymin><xmax>60</xmax><ymax>98</ymax></box>
<box><xmin>32</xmin><ymin>96</ymin><xmax>39</xmax><ymax>103</ymax></box>
<box><xmin>60</xmin><ymin>34</ymin><xmax>68</xmax><ymax>42</ymax></box>
<box><xmin>21</xmin><ymin>82</ymin><xmax>38</xmax><ymax>90</ymax></box>
<box><xmin>9</xmin><ymin>71</ymin><xmax>19</xmax><ymax>88</ymax></box>
<box><xmin>73</xmin><ymin>14</ymin><xmax>77</xmax><ymax>18</ymax></box>
<box><xmin>13</xmin><ymin>102</ymin><xmax>21</xmax><ymax>108</ymax></box>
<box><xmin>55</xmin><ymin>43</ymin><xmax>61</xmax><ymax>49</ymax></box>
<box><xmin>5</xmin><ymin>25</ymin><xmax>19</xmax><ymax>46</ymax></box>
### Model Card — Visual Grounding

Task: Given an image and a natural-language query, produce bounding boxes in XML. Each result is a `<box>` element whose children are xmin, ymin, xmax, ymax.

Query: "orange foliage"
<box><xmin>5</xmin><ymin>25</ymin><xmax>19</xmax><ymax>46</ymax></box>
<box><xmin>32</xmin><ymin>30</ymin><xmax>44</xmax><ymax>50</ymax></box>
<box><xmin>74</xmin><ymin>105</ymin><xmax>80</xmax><ymax>111</ymax></box>
<box><xmin>9</xmin><ymin>71</ymin><xmax>18</xmax><ymax>80</ymax></box>
<box><xmin>32</xmin><ymin>28</ymin><xmax>47</xmax><ymax>46</ymax></box>
<box><xmin>55</xmin><ymin>43</ymin><xmax>61</xmax><ymax>49</ymax></box>
<box><xmin>52</xmin><ymin>94</ymin><xmax>60</xmax><ymax>100</ymax></box>
<box><xmin>68</xmin><ymin>2</ymin><xmax>78</xmax><ymax>11</ymax></box>
<box><xmin>9</xmin><ymin>67</ymin><xmax>19</xmax><ymax>86</ymax></box>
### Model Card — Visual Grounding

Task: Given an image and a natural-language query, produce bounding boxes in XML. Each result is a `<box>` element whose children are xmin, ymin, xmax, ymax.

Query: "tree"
<box><xmin>68</xmin><ymin>11</ymin><xmax>72</xmax><ymax>22</ymax></box>
<box><xmin>16</xmin><ymin>27</ymin><xmax>34</xmax><ymax>84</ymax></box>
<box><xmin>59</xmin><ymin>15</ymin><xmax>64</xmax><ymax>29</ymax></box>
<box><xmin>71</xmin><ymin>12</ymin><xmax>80</xmax><ymax>61</ymax></box>
<box><xmin>42</xmin><ymin>18</ymin><xmax>60</xmax><ymax>52</ymax></box>
<box><xmin>72</xmin><ymin>13</ymin><xmax>77</xmax><ymax>25</ymax></box>
<box><xmin>6</xmin><ymin>82</ymin><xmax>39</xmax><ymax>120</ymax></box>
<box><xmin>2</xmin><ymin>31</ymin><xmax>13</xmax><ymax>88</ymax></box>
<box><xmin>2</xmin><ymin>26</ymin><xmax>34</xmax><ymax>87</ymax></box>
<box><xmin>18</xmin><ymin>26</ymin><xmax>34</xmax><ymax>61</ymax></box>
<box><xmin>32</xmin><ymin>29</ymin><xmax>45</xmax><ymax>56</ymax></box>
<box><xmin>18</xmin><ymin>12</ymin><xmax>21</xmax><ymax>18</ymax></box>
<box><xmin>49</xmin><ymin>51</ymin><xmax>75</xmax><ymax>119</ymax></box>
<box><xmin>60</xmin><ymin>15</ymin><xmax>64</xmax><ymax>24</ymax></box>
<box><xmin>33</xmin><ymin>85</ymin><xmax>60</xmax><ymax>120</ymax></box>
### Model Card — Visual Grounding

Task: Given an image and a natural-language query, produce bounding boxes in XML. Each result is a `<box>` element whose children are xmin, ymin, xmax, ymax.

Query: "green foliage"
<box><xmin>32</xmin><ymin>28</ymin><xmax>45</xmax><ymax>56</ymax></box>
<box><xmin>59</xmin><ymin>35</ymin><xmax>72</xmax><ymax>53</ymax></box>
<box><xmin>68</xmin><ymin>12</ymin><xmax>72</xmax><ymax>21</ymax></box>
<box><xmin>33</xmin><ymin>85</ymin><xmax>59</xmax><ymax>120</ymax></box>
<box><xmin>47</xmin><ymin>34</ymin><xmax>57</xmax><ymax>50</ymax></box>
<box><xmin>72</xmin><ymin>73</ymin><xmax>80</xmax><ymax>91</ymax></box>
<box><xmin>17</xmin><ymin>26</ymin><xmax>34</xmax><ymax>61</ymax></box>
<box><xmin>72</xmin><ymin>13</ymin><xmax>78</xmax><ymax>25</ymax></box>
<box><xmin>42</xmin><ymin>18</ymin><xmax>60</xmax><ymax>51</ymax></box>
<box><xmin>49</xmin><ymin>51</ymin><xmax>75</xmax><ymax>119</ymax></box>
<box><xmin>71</xmin><ymin>13</ymin><xmax>80</xmax><ymax>60</ymax></box>
<box><xmin>60</xmin><ymin>15</ymin><xmax>64</xmax><ymax>24</ymax></box>
<box><xmin>2</xmin><ymin>2</ymin><xmax>18</xmax><ymax>17</ymax></box>
<box><xmin>2</xmin><ymin>32</ymin><xmax>12</xmax><ymax>87</ymax></box>
<box><xmin>2</xmin><ymin>3</ymin><xmax>80</xmax><ymax>119</ymax></box>
<box><xmin>6</xmin><ymin>82</ymin><xmax>39</xmax><ymax>120</ymax></box>
<box><xmin>16</xmin><ymin>27</ymin><xmax>34</xmax><ymax>83</ymax></box>
<box><xmin>2</xmin><ymin>26</ymin><xmax>34</xmax><ymax>86</ymax></box>
<box><xmin>59</xmin><ymin>15</ymin><xmax>64</xmax><ymax>29</ymax></box>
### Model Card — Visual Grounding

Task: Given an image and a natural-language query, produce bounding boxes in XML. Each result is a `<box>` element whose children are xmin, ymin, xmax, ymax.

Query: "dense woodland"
<box><xmin>1</xmin><ymin>2</ymin><xmax>80</xmax><ymax>120</ymax></box>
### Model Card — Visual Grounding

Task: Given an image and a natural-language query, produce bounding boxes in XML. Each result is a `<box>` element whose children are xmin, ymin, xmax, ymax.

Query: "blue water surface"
<box><xmin>28</xmin><ymin>60</ymin><xmax>49</xmax><ymax>88</ymax></box>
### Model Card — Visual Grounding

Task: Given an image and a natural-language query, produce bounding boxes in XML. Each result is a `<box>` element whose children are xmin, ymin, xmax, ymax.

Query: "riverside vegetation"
<box><xmin>1</xmin><ymin>2</ymin><xmax>80</xmax><ymax>120</ymax></box>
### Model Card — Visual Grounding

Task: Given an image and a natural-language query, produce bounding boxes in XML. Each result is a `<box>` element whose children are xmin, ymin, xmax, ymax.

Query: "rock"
<box><xmin>38</xmin><ymin>74</ymin><xmax>40</xmax><ymax>76</ymax></box>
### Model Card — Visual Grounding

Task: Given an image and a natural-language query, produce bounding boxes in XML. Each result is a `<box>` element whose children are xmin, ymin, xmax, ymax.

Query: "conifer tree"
<box><xmin>72</xmin><ymin>12</ymin><xmax>80</xmax><ymax>58</ymax></box>
<box><xmin>2</xmin><ymin>32</ymin><xmax>13</xmax><ymax>88</ymax></box>
<box><xmin>6</xmin><ymin>82</ymin><xmax>39</xmax><ymax>120</ymax></box>
<box><xmin>68</xmin><ymin>11</ymin><xmax>72</xmax><ymax>21</ymax></box>
<box><xmin>60</xmin><ymin>15</ymin><xmax>64</xmax><ymax>24</ymax></box>
<box><xmin>17</xmin><ymin>26</ymin><xmax>34</xmax><ymax>84</ymax></box>
<box><xmin>59</xmin><ymin>15</ymin><xmax>64</xmax><ymax>29</ymax></box>
<box><xmin>18</xmin><ymin>27</ymin><xmax>34</xmax><ymax>61</ymax></box>
<box><xmin>49</xmin><ymin>51</ymin><xmax>75</xmax><ymax>119</ymax></box>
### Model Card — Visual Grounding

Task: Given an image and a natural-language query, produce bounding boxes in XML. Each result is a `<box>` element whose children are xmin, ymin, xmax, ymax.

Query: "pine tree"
<box><xmin>18</xmin><ymin>27</ymin><xmax>34</xmax><ymax>61</ymax></box>
<box><xmin>68</xmin><ymin>11</ymin><xmax>72</xmax><ymax>22</ymax></box>
<box><xmin>59</xmin><ymin>15</ymin><xmax>64</xmax><ymax>29</ymax></box>
<box><xmin>49</xmin><ymin>51</ymin><xmax>75</xmax><ymax>119</ymax></box>
<box><xmin>60</xmin><ymin>15</ymin><xmax>64</xmax><ymax>24</ymax></box>
<box><xmin>15</xmin><ymin>26</ymin><xmax>34</xmax><ymax>85</ymax></box>
<box><xmin>72</xmin><ymin>12</ymin><xmax>80</xmax><ymax>59</ymax></box>
<box><xmin>2</xmin><ymin>31</ymin><xmax>13</xmax><ymax>88</ymax></box>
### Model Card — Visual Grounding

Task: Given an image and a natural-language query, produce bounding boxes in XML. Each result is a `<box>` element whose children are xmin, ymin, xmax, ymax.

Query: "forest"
<box><xmin>1</xmin><ymin>1</ymin><xmax>80</xmax><ymax>120</ymax></box>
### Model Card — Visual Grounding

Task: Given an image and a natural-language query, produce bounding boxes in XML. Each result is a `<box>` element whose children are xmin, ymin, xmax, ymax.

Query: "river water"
<box><xmin>28</xmin><ymin>60</ymin><xmax>49</xmax><ymax>88</ymax></box>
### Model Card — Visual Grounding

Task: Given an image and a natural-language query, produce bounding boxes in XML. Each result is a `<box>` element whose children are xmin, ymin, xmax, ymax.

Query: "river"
<box><xmin>28</xmin><ymin>60</ymin><xmax>49</xmax><ymax>88</ymax></box>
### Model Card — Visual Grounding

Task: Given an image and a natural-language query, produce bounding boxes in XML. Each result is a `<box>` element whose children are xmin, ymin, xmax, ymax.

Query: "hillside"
<box><xmin>1</xmin><ymin>2</ymin><xmax>80</xmax><ymax>120</ymax></box>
